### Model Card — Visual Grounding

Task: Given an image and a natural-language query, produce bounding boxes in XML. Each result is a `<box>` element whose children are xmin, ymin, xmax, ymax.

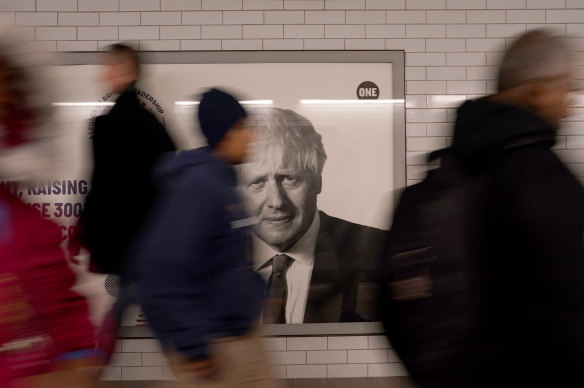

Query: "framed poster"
<box><xmin>40</xmin><ymin>51</ymin><xmax>404</xmax><ymax>335</ymax></box>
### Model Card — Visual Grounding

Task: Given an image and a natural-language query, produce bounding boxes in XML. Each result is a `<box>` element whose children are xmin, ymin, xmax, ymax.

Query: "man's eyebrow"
<box><xmin>243</xmin><ymin>173</ymin><xmax>268</xmax><ymax>182</ymax></box>
<box><xmin>274</xmin><ymin>171</ymin><xmax>302</xmax><ymax>177</ymax></box>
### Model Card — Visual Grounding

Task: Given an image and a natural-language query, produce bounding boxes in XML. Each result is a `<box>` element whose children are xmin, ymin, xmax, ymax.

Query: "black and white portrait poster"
<box><xmin>41</xmin><ymin>59</ymin><xmax>398</xmax><ymax>326</ymax></box>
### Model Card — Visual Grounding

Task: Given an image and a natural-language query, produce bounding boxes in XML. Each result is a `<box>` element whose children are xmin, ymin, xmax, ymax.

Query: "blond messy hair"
<box><xmin>248</xmin><ymin>107</ymin><xmax>327</xmax><ymax>177</ymax></box>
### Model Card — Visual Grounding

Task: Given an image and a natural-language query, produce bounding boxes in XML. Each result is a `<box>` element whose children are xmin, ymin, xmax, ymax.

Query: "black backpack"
<box><xmin>379</xmin><ymin>150</ymin><xmax>492</xmax><ymax>388</ymax></box>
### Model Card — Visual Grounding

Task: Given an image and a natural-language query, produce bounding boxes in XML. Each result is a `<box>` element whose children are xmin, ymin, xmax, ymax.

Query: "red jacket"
<box><xmin>0</xmin><ymin>188</ymin><xmax>94</xmax><ymax>383</ymax></box>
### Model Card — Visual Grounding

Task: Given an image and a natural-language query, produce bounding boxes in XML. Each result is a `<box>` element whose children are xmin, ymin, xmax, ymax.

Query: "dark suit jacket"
<box><xmin>82</xmin><ymin>86</ymin><xmax>176</xmax><ymax>275</ymax></box>
<box><xmin>303</xmin><ymin>211</ymin><xmax>387</xmax><ymax>323</ymax></box>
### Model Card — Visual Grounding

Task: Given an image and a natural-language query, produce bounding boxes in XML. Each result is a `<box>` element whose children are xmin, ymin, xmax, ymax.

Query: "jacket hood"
<box><xmin>449</xmin><ymin>98</ymin><xmax>556</xmax><ymax>162</ymax></box>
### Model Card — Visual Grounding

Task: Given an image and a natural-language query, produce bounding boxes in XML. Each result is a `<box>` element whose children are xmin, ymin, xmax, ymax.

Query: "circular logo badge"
<box><xmin>88</xmin><ymin>89</ymin><xmax>166</xmax><ymax>139</ymax></box>
<box><xmin>356</xmin><ymin>81</ymin><xmax>380</xmax><ymax>100</ymax></box>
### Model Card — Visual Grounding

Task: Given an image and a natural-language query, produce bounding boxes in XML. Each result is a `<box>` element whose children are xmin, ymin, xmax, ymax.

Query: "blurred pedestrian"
<box><xmin>73</xmin><ymin>43</ymin><xmax>176</xmax><ymax>358</ymax></box>
<box><xmin>446</xmin><ymin>29</ymin><xmax>583</xmax><ymax>386</ymax></box>
<box><xmin>133</xmin><ymin>88</ymin><xmax>277</xmax><ymax>387</ymax></box>
<box><xmin>0</xmin><ymin>31</ymin><xmax>98</xmax><ymax>388</ymax></box>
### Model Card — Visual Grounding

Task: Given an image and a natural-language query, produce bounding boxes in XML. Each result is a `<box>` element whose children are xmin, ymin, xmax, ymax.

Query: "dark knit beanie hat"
<box><xmin>198</xmin><ymin>88</ymin><xmax>247</xmax><ymax>148</ymax></box>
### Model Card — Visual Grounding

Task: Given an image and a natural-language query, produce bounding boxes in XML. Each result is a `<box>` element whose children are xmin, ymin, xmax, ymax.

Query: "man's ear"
<box><xmin>313</xmin><ymin>174</ymin><xmax>322</xmax><ymax>195</ymax></box>
<box><xmin>523</xmin><ymin>81</ymin><xmax>545</xmax><ymax>114</ymax></box>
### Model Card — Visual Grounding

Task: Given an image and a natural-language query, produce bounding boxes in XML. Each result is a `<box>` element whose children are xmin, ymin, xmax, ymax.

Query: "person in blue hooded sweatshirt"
<box><xmin>133</xmin><ymin>88</ymin><xmax>277</xmax><ymax>387</ymax></box>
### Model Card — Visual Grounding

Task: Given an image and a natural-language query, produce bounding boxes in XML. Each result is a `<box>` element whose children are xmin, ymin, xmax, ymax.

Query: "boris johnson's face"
<box><xmin>240</xmin><ymin>162</ymin><xmax>321</xmax><ymax>252</ymax></box>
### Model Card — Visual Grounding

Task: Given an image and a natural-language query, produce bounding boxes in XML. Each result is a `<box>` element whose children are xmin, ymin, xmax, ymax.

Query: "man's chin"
<box><xmin>254</xmin><ymin>230</ymin><xmax>299</xmax><ymax>252</ymax></box>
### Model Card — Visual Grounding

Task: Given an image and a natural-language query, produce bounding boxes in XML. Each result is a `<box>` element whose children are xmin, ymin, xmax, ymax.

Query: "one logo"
<box><xmin>356</xmin><ymin>81</ymin><xmax>380</xmax><ymax>100</ymax></box>
<box><xmin>88</xmin><ymin>89</ymin><xmax>166</xmax><ymax>139</ymax></box>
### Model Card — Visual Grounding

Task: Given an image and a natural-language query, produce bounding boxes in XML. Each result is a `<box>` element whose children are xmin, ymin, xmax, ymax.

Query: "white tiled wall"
<box><xmin>4</xmin><ymin>0</ymin><xmax>584</xmax><ymax>380</ymax></box>
<box><xmin>102</xmin><ymin>335</ymin><xmax>405</xmax><ymax>381</ymax></box>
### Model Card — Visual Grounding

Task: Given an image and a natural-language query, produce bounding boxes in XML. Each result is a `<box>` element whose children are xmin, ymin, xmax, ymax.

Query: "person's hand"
<box><xmin>65</xmin><ymin>238</ymin><xmax>84</xmax><ymax>265</ymax></box>
<box><xmin>175</xmin><ymin>356</ymin><xmax>219</xmax><ymax>380</ymax></box>
<box><xmin>65</xmin><ymin>221</ymin><xmax>86</xmax><ymax>265</ymax></box>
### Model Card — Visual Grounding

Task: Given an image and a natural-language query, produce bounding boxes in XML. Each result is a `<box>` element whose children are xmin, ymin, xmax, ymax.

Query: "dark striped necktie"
<box><xmin>263</xmin><ymin>254</ymin><xmax>291</xmax><ymax>324</ymax></box>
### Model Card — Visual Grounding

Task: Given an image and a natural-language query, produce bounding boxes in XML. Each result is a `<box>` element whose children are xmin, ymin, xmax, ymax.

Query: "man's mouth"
<box><xmin>263</xmin><ymin>215</ymin><xmax>293</xmax><ymax>224</ymax></box>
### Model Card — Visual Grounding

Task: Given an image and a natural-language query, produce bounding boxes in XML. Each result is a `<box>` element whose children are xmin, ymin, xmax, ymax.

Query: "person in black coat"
<box><xmin>239</xmin><ymin>107</ymin><xmax>386</xmax><ymax>324</ymax></box>
<box><xmin>448</xmin><ymin>29</ymin><xmax>584</xmax><ymax>386</ymax></box>
<box><xmin>82</xmin><ymin>43</ymin><xmax>176</xmax><ymax>275</ymax></box>
<box><xmin>75</xmin><ymin>43</ymin><xmax>175</xmax><ymax>359</ymax></box>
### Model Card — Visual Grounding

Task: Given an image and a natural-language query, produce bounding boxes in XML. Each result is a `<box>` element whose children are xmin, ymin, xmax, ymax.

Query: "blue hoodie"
<box><xmin>133</xmin><ymin>147</ymin><xmax>264</xmax><ymax>359</ymax></box>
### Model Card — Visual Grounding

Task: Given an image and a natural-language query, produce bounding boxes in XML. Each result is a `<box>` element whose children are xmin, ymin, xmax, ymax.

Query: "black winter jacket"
<box><xmin>82</xmin><ymin>86</ymin><xmax>176</xmax><ymax>275</ymax></box>
<box><xmin>451</xmin><ymin>98</ymin><xmax>584</xmax><ymax>386</ymax></box>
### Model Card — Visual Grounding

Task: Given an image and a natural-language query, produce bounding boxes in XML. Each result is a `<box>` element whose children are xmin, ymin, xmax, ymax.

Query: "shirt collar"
<box><xmin>253</xmin><ymin>210</ymin><xmax>320</xmax><ymax>270</ymax></box>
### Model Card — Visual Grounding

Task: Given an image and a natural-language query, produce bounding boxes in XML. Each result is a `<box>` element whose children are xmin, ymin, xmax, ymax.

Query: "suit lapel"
<box><xmin>305</xmin><ymin>212</ymin><xmax>343</xmax><ymax>323</ymax></box>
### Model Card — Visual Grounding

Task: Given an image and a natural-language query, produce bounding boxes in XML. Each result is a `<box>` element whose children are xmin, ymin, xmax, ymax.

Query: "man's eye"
<box><xmin>248</xmin><ymin>179</ymin><xmax>266</xmax><ymax>190</ymax></box>
<box><xmin>282</xmin><ymin>175</ymin><xmax>301</xmax><ymax>186</ymax></box>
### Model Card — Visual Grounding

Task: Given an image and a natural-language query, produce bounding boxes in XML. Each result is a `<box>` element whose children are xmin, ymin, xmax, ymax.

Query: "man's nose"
<box><xmin>265</xmin><ymin>180</ymin><xmax>286</xmax><ymax>209</ymax></box>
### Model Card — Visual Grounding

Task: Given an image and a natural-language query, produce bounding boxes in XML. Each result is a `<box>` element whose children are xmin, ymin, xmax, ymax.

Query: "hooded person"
<box><xmin>133</xmin><ymin>88</ymin><xmax>278</xmax><ymax>387</ymax></box>
<box><xmin>446</xmin><ymin>29</ymin><xmax>584</xmax><ymax>387</ymax></box>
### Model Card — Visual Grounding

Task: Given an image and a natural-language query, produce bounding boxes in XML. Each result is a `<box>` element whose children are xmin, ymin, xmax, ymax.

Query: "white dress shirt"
<box><xmin>254</xmin><ymin>211</ymin><xmax>320</xmax><ymax>324</ymax></box>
